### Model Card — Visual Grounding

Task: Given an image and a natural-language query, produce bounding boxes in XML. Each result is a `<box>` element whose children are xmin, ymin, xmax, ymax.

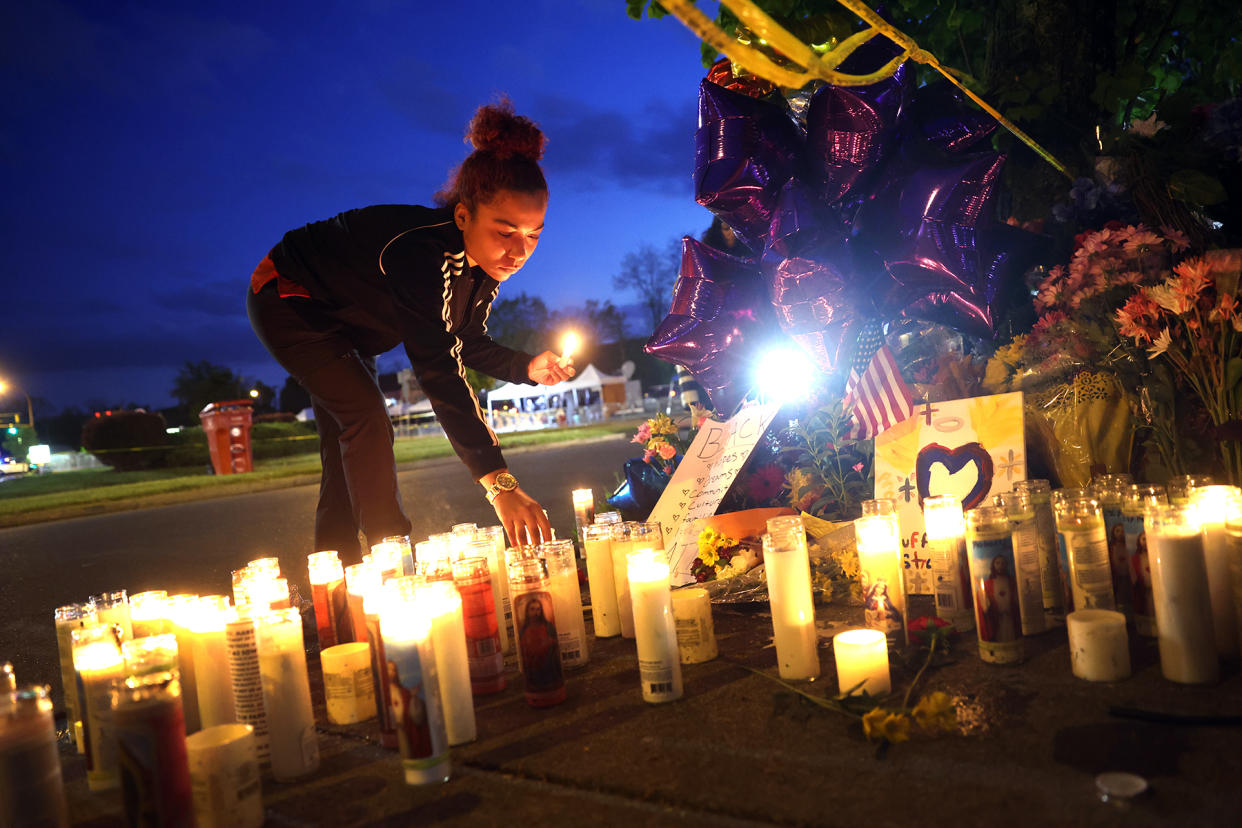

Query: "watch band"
<box><xmin>484</xmin><ymin>472</ymin><xmax>518</xmax><ymax>504</ymax></box>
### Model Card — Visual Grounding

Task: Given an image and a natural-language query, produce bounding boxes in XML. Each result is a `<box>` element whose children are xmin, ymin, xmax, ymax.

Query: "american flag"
<box><xmin>843</xmin><ymin>321</ymin><xmax>914</xmax><ymax>440</ymax></box>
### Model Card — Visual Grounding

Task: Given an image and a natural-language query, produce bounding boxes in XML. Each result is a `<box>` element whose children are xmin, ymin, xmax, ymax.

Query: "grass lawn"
<box><xmin>0</xmin><ymin>419</ymin><xmax>640</xmax><ymax>526</ymax></box>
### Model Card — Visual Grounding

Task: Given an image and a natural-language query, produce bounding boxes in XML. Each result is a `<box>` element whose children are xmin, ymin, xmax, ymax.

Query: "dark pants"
<box><xmin>246</xmin><ymin>273</ymin><xmax>411</xmax><ymax>560</ymax></box>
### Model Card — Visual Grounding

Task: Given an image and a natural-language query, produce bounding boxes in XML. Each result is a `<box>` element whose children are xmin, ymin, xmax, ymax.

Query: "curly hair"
<box><xmin>435</xmin><ymin>97</ymin><xmax>547</xmax><ymax>211</ymax></box>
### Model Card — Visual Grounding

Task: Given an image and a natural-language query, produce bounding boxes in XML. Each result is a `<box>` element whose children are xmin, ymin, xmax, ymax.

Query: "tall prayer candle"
<box><xmin>254</xmin><ymin>608</ymin><xmax>319</xmax><ymax>781</ymax></box>
<box><xmin>964</xmin><ymin>506</ymin><xmax>1024</xmax><ymax>664</ymax></box>
<box><xmin>382</xmin><ymin>535</ymin><xmax>415</xmax><ymax>576</ymax></box>
<box><xmin>1014</xmin><ymin>479</ymin><xmax>1064</xmax><ymax>623</ymax></box>
<box><xmin>92</xmin><ymin>591</ymin><xmax>134</xmax><ymax>642</ymax></box>
<box><xmin>671</xmin><ymin>587</ymin><xmax>717</xmax><ymax>664</ymax></box>
<box><xmin>1166</xmin><ymin>474</ymin><xmax>1213</xmax><ymax>506</ymax></box>
<box><xmin>832</xmin><ymin>629</ymin><xmax>891</xmax><ymax>695</ymax></box>
<box><xmin>610</xmin><ymin>523</ymin><xmax>638</xmax><ymax>638</ymax></box>
<box><xmin>572</xmin><ymin>488</ymin><xmax>594</xmax><ymax>553</ymax></box>
<box><xmin>583</xmin><ymin>524</ymin><xmax>621</xmax><ymax>638</ymax></box>
<box><xmin>1147</xmin><ymin>503</ymin><xmax>1220</xmax><ymax>684</ymax></box>
<box><xmin>72</xmin><ymin>625</ymin><xmax>125</xmax><ymax>791</ymax></box>
<box><xmin>53</xmin><ymin>602</ymin><xmax>95</xmax><ymax>753</ymax></box>
<box><xmin>189</xmin><ymin>597</ymin><xmax>236</xmax><ymax>730</ymax></box>
<box><xmin>451</xmin><ymin>556</ymin><xmax>505</xmax><ymax>695</ymax></box>
<box><xmin>627</xmin><ymin>549</ymin><xmax>683</xmax><ymax>703</ymax></box>
<box><xmin>378</xmin><ymin>578</ymin><xmax>451</xmax><ymax>785</ymax></box>
<box><xmin>921</xmin><ymin>495</ymin><xmax>974</xmax><ymax>632</ymax></box>
<box><xmin>185</xmin><ymin>723</ymin><xmax>263</xmax><ymax>828</ymax></box>
<box><xmin>165</xmin><ymin>594</ymin><xmax>202</xmax><ymax>734</ymax></box>
<box><xmin>476</xmin><ymin>527</ymin><xmax>513</xmax><ymax>654</ymax></box>
<box><xmin>853</xmin><ymin>513</ymin><xmax>906</xmax><ymax>645</ymax></box>
<box><xmin>370</xmin><ymin>539</ymin><xmax>406</xmax><ymax>582</ymax></box>
<box><xmin>1066</xmin><ymin>610</ymin><xmax>1131</xmax><ymax>681</ymax></box>
<box><xmin>1053</xmin><ymin>497</ymin><xmax>1116</xmax><ymax>612</ymax></box>
<box><xmin>0</xmin><ymin>685</ymin><xmax>68</xmax><ymax>828</ymax></box>
<box><xmin>320</xmin><ymin>642</ymin><xmax>376</xmax><ymax>725</ymax></box>
<box><xmin>224</xmin><ymin>613</ymin><xmax>270</xmax><ymax>768</ymax></box>
<box><xmin>415</xmin><ymin>539</ymin><xmax>453</xmax><ymax>582</ymax></box>
<box><xmin>1124</xmin><ymin>484</ymin><xmax>1167</xmax><ymax>637</ymax></box>
<box><xmin>361</xmin><ymin>578</ymin><xmax>398</xmax><ymax>749</ymax></box>
<box><xmin>246</xmin><ymin>557</ymin><xmax>281</xmax><ymax>580</ymax></box>
<box><xmin>508</xmin><ymin>559</ymin><xmax>567</xmax><ymax>707</ymax></box>
<box><xmin>996</xmin><ymin>491</ymin><xmax>1049</xmax><ymax>635</ymax></box>
<box><xmin>1188</xmin><ymin>485</ymin><xmax>1242</xmax><ymax>657</ymax></box>
<box><xmin>420</xmin><ymin>582</ymin><xmax>476</xmax><ymax>745</ymax></box>
<box><xmin>543</xmin><ymin>539</ymin><xmax>588</xmax><ymax>668</ymax></box>
<box><xmin>122</xmin><ymin>634</ymin><xmax>179</xmax><ymax>678</ymax></box>
<box><xmin>111</xmin><ymin>671</ymin><xmax>193</xmax><ymax>826</ymax></box>
<box><xmin>1094</xmin><ymin>475</ymin><xmax>1133</xmax><ymax>613</ymax></box>
<box><xmin>763</xmin><ymin>516</ymin><xmax>821</xmax><ymax>679</ymax></box>
<box><xmin>308</xmin><ymin>550</ymin><xmax>349</xmax><ymax>649</ymax></box>
<box><xmin>345</xmin><ymin>562</ymin><xmax>379</xmax><ymax>646</ymax></box>
<box><xmin>129</xmin><ymin>591</ymin><xmax>170</xmax><ymax>638</ymax></box>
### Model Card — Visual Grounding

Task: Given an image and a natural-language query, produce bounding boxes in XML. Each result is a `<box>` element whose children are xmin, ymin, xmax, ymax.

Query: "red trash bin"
<box><xmin>199</xmin><ymin>400</ymin><xmax>255</xmax><ymax>475</ymax></box>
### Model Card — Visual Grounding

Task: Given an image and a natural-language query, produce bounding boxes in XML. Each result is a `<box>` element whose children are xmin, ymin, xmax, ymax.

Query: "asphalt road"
<box><xmin>0</xmin><ymin>434</ymin><xmax>640</xmax><ymax>703</ymax></box>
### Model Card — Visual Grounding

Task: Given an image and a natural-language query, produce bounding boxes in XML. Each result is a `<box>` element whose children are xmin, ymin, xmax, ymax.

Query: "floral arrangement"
<box><xmin>689</xmin><ymin>527</ymin><xmax>751</xmax><ymax>582</ymax></box>
<box><xmin>778</xmin><ymin>395</ymin><xmax>874</xmax><ymax>523</ymax></box>
<box><xmin>631</xmin><ymin>405</ymin><xmax>710</xmax><ymax>477</ymax></box>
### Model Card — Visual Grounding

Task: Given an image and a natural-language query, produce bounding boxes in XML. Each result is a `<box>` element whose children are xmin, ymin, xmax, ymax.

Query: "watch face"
<box><xmin>496</xmin><ymin>472</ymin><xmax>517</xmax><ymax>490</ymax></box>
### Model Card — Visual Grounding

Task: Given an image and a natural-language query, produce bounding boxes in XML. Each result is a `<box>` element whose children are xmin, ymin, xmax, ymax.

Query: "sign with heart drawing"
<box><xmin>873</xmin><ymin>392</ymin><xmax>1026</xmax><ymax>594</ymax></box>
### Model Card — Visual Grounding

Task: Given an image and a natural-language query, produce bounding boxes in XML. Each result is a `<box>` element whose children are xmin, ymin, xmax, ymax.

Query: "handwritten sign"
<box><xmin>873</xmin><ymin>392</ymin><xmax>1026</xmax><ymax>594</ymax></box>
<box><xmin>649</xmin><ymin>403</ymin><xmax>781</xmax><ymax>586</ymax></box>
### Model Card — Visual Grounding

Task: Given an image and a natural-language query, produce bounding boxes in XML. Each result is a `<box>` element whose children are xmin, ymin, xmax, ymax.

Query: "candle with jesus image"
<box><xmin>964</xmin><ymin>506</ymin><xmax>1024</xmax><ymax>664</ymax></box>
<box><xmin>508</xmin><ymin>559</ymin><xmax>566</xmax><ymax>707</ymax></box>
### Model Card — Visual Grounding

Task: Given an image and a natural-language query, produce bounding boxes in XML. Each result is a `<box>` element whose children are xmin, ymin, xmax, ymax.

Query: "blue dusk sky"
<box><xmin>1</xmin><ymin>1</ymin><xmax>717</xmax><ymax>411</ymax></box>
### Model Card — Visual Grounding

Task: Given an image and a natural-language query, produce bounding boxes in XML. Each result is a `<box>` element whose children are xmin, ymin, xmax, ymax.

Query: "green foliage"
<box><xmin>81</xmin><ymin>410</ymin><xmax>170</xmax><ymax>471</ymax></box>
<box><xmin>171</xmin><ymin>361</ymin><xmax>249</xmax><ymax>420</ymax></box>
<box><xmin>1</xmin><ymin>425</ymin><xmax>39</xmax><ymax>462</ymax></box>
<box><xmin>780</xmin><ymin>398</ymin><xmax>873</xmax><ymax>522</ymax></box>
<box><xmin>488</xmin><ymin>292</ymin><xmax>552</xmax><ymax>353</ymax></box>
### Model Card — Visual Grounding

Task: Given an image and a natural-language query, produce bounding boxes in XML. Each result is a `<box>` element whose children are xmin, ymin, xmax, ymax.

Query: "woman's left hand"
<box><xmin>528</xmin><ymin>350</ymin><xmax>575</xmax><ymax>385</ymax></box>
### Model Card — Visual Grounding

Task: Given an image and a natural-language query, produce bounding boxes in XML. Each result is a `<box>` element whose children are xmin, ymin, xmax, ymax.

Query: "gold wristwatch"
<box><xmin>484</xmin><ymin>472</ymin><xmax>519</xmax><ymax>504</ymax></box>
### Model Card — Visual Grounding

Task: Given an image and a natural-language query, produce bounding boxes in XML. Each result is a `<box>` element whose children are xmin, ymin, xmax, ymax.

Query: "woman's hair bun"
<box><xmin>466</xmin><ymin>97</ymin><xmax>545</xmax><ymax>162</ymax></box>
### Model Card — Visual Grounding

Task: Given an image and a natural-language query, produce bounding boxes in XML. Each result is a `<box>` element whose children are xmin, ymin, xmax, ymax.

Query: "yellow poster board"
<box><xmin>873</xmin><ymin>392</ymin><xmax>1026</xmax><ymax>594</ymax></box>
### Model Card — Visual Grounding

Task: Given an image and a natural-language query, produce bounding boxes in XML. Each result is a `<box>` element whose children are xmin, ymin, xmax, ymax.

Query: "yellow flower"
<box><xmin>699</xmin><ymin>546</ymin><xmax>719</xmax><ymax>567</ymax></box>
<box><xmin>862</xmin><ymin>708</ymin><xmax>910</xmax><ymax>744</ymax></box>
<box><xmin>912</xmin><ymin>691</ymin><xmax>957</xmax><ymax>733</ymax></box>
<box><xmin>982</xmin><ymin>357</ymin><xmax>1011</xmax><ymax>392</ymax></box>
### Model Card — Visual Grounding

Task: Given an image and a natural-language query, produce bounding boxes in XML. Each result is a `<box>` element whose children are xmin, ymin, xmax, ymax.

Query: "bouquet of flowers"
<box><xmin>630</xmin><ymin>406</ymin><xmax>709</xmax><ymax>477</ymax></box>
<box><xmin>689</xmin><ymin>526</ymin><xmax>760</xmax><ymax>582</ymax></box>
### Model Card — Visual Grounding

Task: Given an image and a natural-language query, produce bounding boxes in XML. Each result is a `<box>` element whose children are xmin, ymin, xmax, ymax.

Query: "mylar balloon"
<box><xmin>606</xmin><ymin>458</ymin><xmax>671</xmax><ymax>519</ymax></box>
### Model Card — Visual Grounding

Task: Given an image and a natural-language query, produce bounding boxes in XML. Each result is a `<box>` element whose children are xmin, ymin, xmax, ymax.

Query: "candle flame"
<box><xmin>560</xmin><ymin>331</ymin><xmax>579</xmax><ymax>362</ymax></box>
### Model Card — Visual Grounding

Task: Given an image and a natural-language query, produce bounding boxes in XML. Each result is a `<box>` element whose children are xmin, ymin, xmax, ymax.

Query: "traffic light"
<box><xmin>6</xmin><ymin>427</ymin><xmax>15</xmax><ymax>435</ymax></box>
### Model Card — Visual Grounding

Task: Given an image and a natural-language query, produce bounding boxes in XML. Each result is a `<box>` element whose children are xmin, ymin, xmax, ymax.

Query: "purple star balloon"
<box><xmin>645</xmin><ymin>237</ymin><xmax>779</xmax><ymax>415</ymax></box>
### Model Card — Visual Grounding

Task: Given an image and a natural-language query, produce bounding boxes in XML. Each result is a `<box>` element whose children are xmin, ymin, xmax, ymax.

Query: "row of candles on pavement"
<box><xmin>848</xmin><ymin>474</ymin><xmax>1242</xmax><ymax>689</ymax></box>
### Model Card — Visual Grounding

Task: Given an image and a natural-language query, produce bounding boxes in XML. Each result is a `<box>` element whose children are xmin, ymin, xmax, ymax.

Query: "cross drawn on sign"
<box><xmin>648</xmin><ymin>403</ymin><xmax>782</xmax><ymax>585</ymax></box>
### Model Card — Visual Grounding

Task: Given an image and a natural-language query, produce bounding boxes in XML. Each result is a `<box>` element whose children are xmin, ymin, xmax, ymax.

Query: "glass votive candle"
<box><xmin>833</xmin><ymin>629</ymin><xmax>891</xmax><ymax>695</ymax></box>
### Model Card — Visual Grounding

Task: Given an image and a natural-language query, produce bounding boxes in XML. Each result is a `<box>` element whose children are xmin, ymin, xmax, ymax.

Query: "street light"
<box><xmin>0</xmin><ymin>378</ymin><xmax>34</xmax><ymax>429</ymax></box>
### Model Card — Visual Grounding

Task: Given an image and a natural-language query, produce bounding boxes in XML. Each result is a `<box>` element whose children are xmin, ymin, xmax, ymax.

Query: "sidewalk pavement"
<box><xmin>62</xmin><ymin>596</ymin><xmax>1242</xmax><ymax>827</ymax></box>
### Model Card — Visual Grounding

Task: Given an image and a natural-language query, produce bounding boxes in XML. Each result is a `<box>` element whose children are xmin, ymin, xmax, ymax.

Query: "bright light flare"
<box><xmin>756</xmin><ymin>347</ymin><xmax>815</xmax><ymax>402</ymax></box>
<box><xmin>559</xmin><ymin>331</ymin><xmax>579</xmax><ymax>366</ymax></box>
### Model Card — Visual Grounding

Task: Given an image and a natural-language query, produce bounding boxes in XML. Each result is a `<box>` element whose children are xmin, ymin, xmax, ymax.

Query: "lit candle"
<box><xmin>670</xmin><ymin>587</ymin><xmax>717</xmax><ymax>664</ymax></box>
<box><xmin>91</xmin><ymin>590</ymin><xmax>134</xmax><ymax>641</ymax></box>
<box><xmin>0</xmin><ymin>685</ymin><xmax>68</xmax><ymax>827</ymax></box>
<box><xmin>111</xmin><ymin>671</ymin><xmax>193</xmax><ymax>826</ymax></box>
<box><xmin>121</xmin><ymin>633</ymin><xmax>179</xmax><ymax>678</ymax></box>
<box><xmin>474</xmin><ymin>528</ymin><xmax>513</xmax><ymax>655</ymax></box>
<box><xmin>345</xmin><ymin>561</ymin><xmax>379</xmax><ymax>646</ymax></box>
<box><xmin>254</xmin><ymin>607</ymin><xmax>319</xmax><ymax>781</ymax></box>
<box><xmin>508</xmin><ymin>559</ymin><xmax>567</xmax><ymax>707</ymax></box>
<box><xmin>1124</xmin><ymin>484</ymin><xmax>1168</xmax><ymax>637</ymax></box>
<box><xmin>559</xmin><ymin>331</ymin><xmax>579</xmax><ymax>366</ymax></box>
<box><xmin>383</xmin><ymin>534</ymin><xmax>416</xmax><ymax>575</ymax></box>
<box><xmin>1053</xmin><ymin>497</ymin><xmax>1116</xmax><ymax>612</ymax></box>
<box><xmin>1094</xmin><ymin>475</ymin><xmax>1133</xmax><ymax>613</ymax></box>
<box><xmin>853</xmin><ymin>513</ymin><xmax>907</xmax><ymax>645</ymax></box>
<box><xmin>628</xmin><ymin>549</ymin><xmax>683</xmax><ymax>703</ymax></box>
<box><xmin>185</xmin><ymin>723</ymin><xmax>264</xmax><ymax>828</ymax></box>
<box><xmin>832</xmin><ymin>629</ymin><xmax>891</xmax><ymax>695</ymax></box>
<box><xmin>610</xmin><ymin>523</ymin><xmax>638</xmax><ymax>638</ymax></box>
<box><xmin>583</xmin><ymin>524</ymin><xmax>621</xmax><ymax>638</ymax></box>
<box><xmin>53</xmin><ymin>601</ymin><xmax>95</xmax><ymax>753</ymax></box>
<box><xmin>419</xmin><ymin>581</ymin><xmax>476</xmax><ymax>745</ymax></box>
<box><xmin>320</xmin><ymin>642</ymin><xmax>376</xmax><ymax>725</ymax></box>
<box><xmin>763</xmin><ymin>516</ymin><xmax>821</xmax><ymax>679</ymax></box>
<box><xmin>1146</xmin><ymin>503</ymin><xmax>1219</xmax><ymax>684</ymax></box>
<box><xmin>542</xmin><ymin>539</ymin><xmax>589</xmax><ymax>668</ymax></box>
<box><xmin>964</xmin><ymin>506</ymin><xmax>1024</xmax><ymax>664</ymax></box>
<box><xmin>188</xmin><ymin>596</ymin><xmax>237</xmax><ymax>730</ymax></box>
<box><xmin>996</xmin><ymin>491</ymin><xmax>1049</xmax><ymax>635</ymax></box>
<box><xmin>1188</xmin><ymin>484</ymin><xmax>1242</xmax><ymax>656</ymax></box>
<box><xmin>1014</xmin><ymin>479</ymin><xmax>1064</xmax><ymax>624</ymax></box>
<box><xmin>308</xmin><ymin>551</ymin><xmax>347</xmax><ymax>649</ymax></box>
<box><xmin>379</xmin><ymin>578</ymin><xmax>451</xmax><ymax>785</ymax></box>
<box><xmin>245</xmin><ymin>557</ymin><xmax>281</xmax><ymax>580</ymax></box>
<box><xmin>921</xmin><ymin>495</ymin><xmax>974</xmax><ymax>632</ymax></box>
<box><xmin>129</xmin><ymin>590</ymin><xmax>170</xmax><ymax>638</ymax></box>
<box><xmin>360</xmin><ymin>573</ymin><xmax>398</xmax><ymax>750</ymax></box>
<box><xmin>72</xmin><ymin>625</ymin><xmax>125</xmax><ymax>791</ymax></box>
<box><xmin>415</xmin><ymin>538</ymin><xmax>453</xmax><ymax>582</ymax></box>
<box><xmin>1228</xmin><ymin>513</ymin><xmax>1242</xmax><ymax>655</ymax></box>
<box><xmin>165</xmin><ymin>594</ymin><xmax>202</xmax><ymax>734</ymax></box>
<box><xmin>370</xmin><ymin>539</ymin><xmax>406</xmax><ymax>581</ymax></box>
<box><xmin>451</xmin><ymin>555</ymin><xmax>505</xmax><ymax>695</ymax></box>
<box><xmin>571</xmin><ymin>488</ymin><xmax>594</xmax><ymax>551</ymax></box>
<box><xmin>1066</xmin><ymin>609</ymin><xmax>1131</xmax><ymax>681</ymax></box>
<box><xmin>224</xmin><ymin>612</ymin><xmax>270</xmax><ymax>768</ymax></box>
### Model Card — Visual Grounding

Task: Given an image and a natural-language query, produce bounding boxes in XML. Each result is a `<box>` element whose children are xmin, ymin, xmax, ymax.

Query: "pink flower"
<box><xmin>852</xmin><ymin>462</ymin><xmax>864</xmax><ymax>473</ymax></box>
<box><xmin>1160</xmin><ymin>226</ymin><xmax>1190</xmax><ymax>252</ymax></box>
<box><xmin>1124</xmin><ymin>229</ymin><xmax>1163</xmax><ymax>255</ymax></box>
<box><xmin>642</xmin><ymin>447</ymin><xmax>656</xmax><ymax>464</ymax></box>
<box><xmin>632</xmin><ymin>422</ymin><xmax>652</xmax><ymax>444</ymax></box>
<box><xmin>657</xmin><ymin>442</ymin><xmax>677</xmax><ymax>461</ymax></box>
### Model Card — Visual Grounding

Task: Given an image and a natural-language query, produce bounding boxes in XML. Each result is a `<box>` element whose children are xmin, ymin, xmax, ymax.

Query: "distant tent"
<box><xmin>485</xmin><ymin>363</ymin><xmax>640</xmax><ymax>425</ymax></box>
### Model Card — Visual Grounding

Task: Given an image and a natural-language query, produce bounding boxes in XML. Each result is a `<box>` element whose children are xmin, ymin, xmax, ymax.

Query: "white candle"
<box><xmin>379</xmin><ymin>579</ymin><xmax>451</xmax><ymax>785</ymax></box>
<box><xmin>543</xmin><ymin>540</ymin><xmax>588</xmax><ymax>668</ymax></box>
<box><xmin>1054</xmin><ymin>499</ymin><xmax>1116</xmax><ymax>612</ymax></box>
<box><xmin>1228</xmin><ymin>515</ymin><xmax>1242</xmax><ymax>653</ymax></box>
<box><xmin>129</xmin><ymin>590</ymin><xmax>170</xmax><ymax>638</ymax></box>
<box><xmin>1189</xmin><ymin>485</ymin><xmax>1242</xmax><ymax>656</ymax></box>
<box><xmin>188</xmin><ymin>597</ymin><xmax>237</xmax><ymax>730</ymax></box>
<box><xmin>671</xmin><ymin>587</ymin><xmax>717</xmax><ymax>664</ymax></box>
<box><xmin>419</xmin><ymin>581</ymin><xmax>476</xmax><ymax>746</ymax></box>
<box><xmin>370</xmin><ymin>539</ymin><xmax>406</xmax><ymax>581</ymax></box>
<box><xmin>0</xmin><ymin>685</ymin><xmax>68</xmax><ymax>827</ymax></box>
<box><xmin>345</xmin><ymin>562</ymin><xmax>379</xmax><ymax>646</ymax></box>
<box><xmin>224</xmin><ymin>614</ymin><xmax>270</xmax><ymax>768</ymax></box>
<box><xmin>1147</xmin><ymin>504</ymin><xmax>1220</xmax><ymax>684</ymax></box>
<box><xmin>71</xmin><ymin>627</ymin><xmax>125</xmax><ymax>791</ymax></box>
<box><xmin>308</xmin><ymin>550</ymin><xmax>349</xmax><ymax>649</ymax></box>
<box><xmin>922</xmin><ymin>495</ymin><xmax>974</xmax><ymax>632</ymax></box>
<box><xmin>763</xmin><ymin>516</ymin><xmax>821</xmax><ymax>679</ymax></box>
<box><xmin>832</xmin><ymin>629</ymin><xmax>891</xmax><ymax>695</ymax></box>
<box><xmin>320</xmin><ymin>642</ymin><xmax>376</xmax><ymax>725</ymax></box>
<box><xmin>380</xmin><ymin>534</ymin><xmax>416</xmax><ymax>575</ymax></box>
<box><xmin>583</xmin><ymin>524</ymin><xmax>621</xmax><ymax>637</ymax></box>
<box><xmin>627</xmin><ymin>549</ymin><xmax>683</xmax><ymax>703</ymax></box>
<box><xmin>610</xmin><ymin>524</ymin><xmax>638</xmax><ymax>638</ymax></box>
<box><xmin>254</xmin><ymin>608</ymin><xmax>319</xmax><ymax>781</ymax></box>
<box><xmin>853</xmin><ymin>514</ymin><xmax>907</xmax><ymax>645</ymax></box>
<box><xmin>572</xmin><ymin>488</ymin><xmax>594</xmax><ymax>554</ymax></box>
<box><xmin>1066</xmin><ymin>610</ymin><xmax>1131</xmax><ymax>681</ymax></box>
<box><xmin>476</xmin><ymin>527</ymin><xmax>513</xmax><ymax>655</ymax></box>
<box><xmin>53</xmin><ymin>602</ymin><xmax>95</xmax><ymax>754</ymax></box>
<box><xmin>92</xmin><ymin>591</ymin><xmax>134</xmax><ymax>642</ymax></box>
<box><xmin>165</xmin><ymin>594</ymin><xmax>202</xmax><ymax>734</ymax></box>
<box><xmin>185</xmin><ymin>723</ymin><xmax>264</xmax><ymax>828</ymax></box>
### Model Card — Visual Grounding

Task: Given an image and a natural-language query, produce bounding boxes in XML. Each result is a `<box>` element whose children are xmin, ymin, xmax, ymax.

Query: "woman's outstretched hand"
<box><xmin>491</xmin><ymin>487</ymin><xmax>554</xmax><ymax>549</ymax></box>
<box><xmin>528</xmin><ymin>350</ymin><xmax>575</xmax><ymax>385</ymax></box>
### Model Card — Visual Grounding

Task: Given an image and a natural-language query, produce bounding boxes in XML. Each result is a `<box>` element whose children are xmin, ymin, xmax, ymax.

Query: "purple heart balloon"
<box><xmin>645</xmin><ymin>237</ymin><xmax>780</xmax><ymax>415</ymax></box>
<box><xmin>695</xmin><ymin>80</ymin><xmax>802</xmax><ymax>253</ymax></box>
